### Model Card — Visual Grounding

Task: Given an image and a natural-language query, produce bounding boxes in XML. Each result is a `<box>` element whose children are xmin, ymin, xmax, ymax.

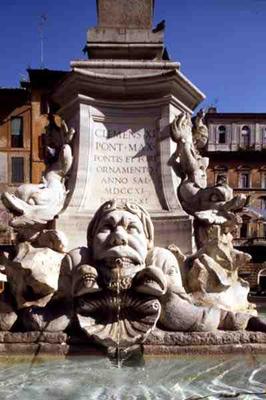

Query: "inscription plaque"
<box><xmin>83</xmin><ymin>117</ymin><xmax>163</xmax><ymax>211</ymax></box>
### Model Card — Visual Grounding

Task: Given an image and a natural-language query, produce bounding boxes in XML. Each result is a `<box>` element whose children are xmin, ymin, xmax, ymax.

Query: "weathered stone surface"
<box><xmin>143</xmin><ymin>343</ymin><xmax>266</xmax><ymax>355</ymax></box>
<box><xmin>170</xmin><ymin>112</ymin><xmax>246</xmax><ymax>221</ymax></box>
<box><xmin>0</xmin><ymin>209</ymin><xmax>15</xmax><ymax>245</ymax></box>
<box><xmin>54</xmin><ymin>62</ymin><xmax>204</xmax><ymax>250</ymax></box>
<box><xmin>0</xmin><ymin>331</ymin><xmax>67</xmax><ymax>344</ymax></box>
<box><xmin>0</xmin><ymin>343</ymin><xmax>70</xmax><ymax>356</ymax></box>
<box><xmin>146</xmin><ymin>329</ymin><xmax>266</xmax><ymax>346</ymax></box>
<box><xmin>67</xmin><ymin>200</ymin><xmax>266</xmax><ymax>349</ymax></box>
<box><xmin>97</xmin><ymin>0</ymin><xmax>154</xmax><ymax>29</ymax></box>
<box><xmin>87</xmin><ymin>0</ymin><xmax>162</xmax><ymax>60</ymax></box>
<box><xmin>88</xmin><ymin>0</ymin><xmax>159</xmax><ymax>60</ymax></box>
<box><xmin>19</xmin><ymin>300</ymin><xmax>73</xmax><ymax>332</ymax></box>
<box><xmin>169</xmin><ymin>112</ymin><xmax>254</xmax><ymax>315</ymax></box>
<box><xmin>0</xmin><ymin>208</ymin><xmax>11</xmax><ymax>229</ymax></box>
<box><xmin>0</xmin><ymin>300</ymin><xmax>17</xmax><ymax>331</ymax></box>
<box><xmin>1</xmin><ymin>119</ymin><xmax>75</xmax><ymax>227</ymax></box>
<box><xmin>53</xmin><ymin>0</ymin><xmax>204</xmax><ymax>253</ymax></box>
<box><xmin>77</xmin><ymin>292</ymin><xmax>161</xmax><ymax>347</ymax></box>
<box><xmin>86</xmin><ymin>118</ymin><xmax>162</xmax><ymax>210</ymax></box>
<box><xmin>5</xmin><ymin>243</ymin><xmax>65</xmax><ymax>309</ymax></box>
<box><xmin>0</xmin><ymin>331</ymin><xmax>265</xmax><ymax>356</ymax></box>
<box><xmin>0</xmin><ymin>342</ymin><xmax>106</xmax><ymax>356</ymax></box>
<box><xmin>1</xmin><ymin>0</ymin><xmax>266</xmax><ymax>358</ymax></box>
<box><xmin>33</xmin><ymin>230</ymin><xmax>68</xmax><ymax>253</ymax></box>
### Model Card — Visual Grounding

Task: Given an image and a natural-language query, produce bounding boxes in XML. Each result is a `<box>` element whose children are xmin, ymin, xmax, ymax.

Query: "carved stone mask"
<box><xmin>92</xmin><ymin>209</ymin><xmax>149</xmax><ymax>265</ymax></box>
<box><xmin>192</xmin><ymin>164</ymin><xmax>208</xmax><ymax>188</ymax></box>
<box><xmin>87</xmin><ymin>200</ymin><xmax>154</xmax><ymax>266</ymax></box>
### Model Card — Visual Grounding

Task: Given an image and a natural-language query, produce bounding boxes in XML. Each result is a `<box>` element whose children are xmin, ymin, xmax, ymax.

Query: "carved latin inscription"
<box><xmin>86</xmin><ymin>118</ymin><xmax>163</xmax><ymax>210</ymax></box>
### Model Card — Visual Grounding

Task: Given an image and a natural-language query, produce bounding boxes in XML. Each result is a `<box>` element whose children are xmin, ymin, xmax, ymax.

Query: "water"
<box><xmin>0</xmin><ymin>354</ymin><xmax>265</xmax><ymax>400</ymax></box>
<box><xmin>0</xmin><ymin>306</ymin><xmax>265</xmax><ymax>400</ymax></box>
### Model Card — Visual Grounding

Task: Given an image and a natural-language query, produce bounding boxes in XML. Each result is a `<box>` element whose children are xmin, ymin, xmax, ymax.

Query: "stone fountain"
<box><xmin>0</xmin><ymin>0</ymin><xmax>266</xmax><ymax>358</ymax></box>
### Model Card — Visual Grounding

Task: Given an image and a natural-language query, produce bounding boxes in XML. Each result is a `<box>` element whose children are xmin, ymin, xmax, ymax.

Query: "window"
<box><xmin>240</xmin><ymin>172</ymin><xmax>250</xmax><ymax>188</ymax></box>
<box><xmin>262</xmin><ymin>127</ymin><xmax>266</xmax><ymax>148</ymax></box>
<box><xmin>262</xmin><ymin>173</ymin><xmax>266</xmax><ymax>189</ymax></box>
<box><xmin>240</xmin><ymin>222</ymin><xmax>248</xmax><ymax>238</ymax></box>
<box><xmin>259</xmin><ymin>196</ymin><xmax>266</xmax><ymax>210</ymax></box>
<box><xmin>216</xmin><ymin>174</ymin><xmax>228</xmax><ymax>185</ymax></box>
<box><xmin>218</xmin><ymin>125</ymin><xmax>226</xmax><ymax>144</ymax></box>
<box><xmin>241</xmin><ymin>126</ymin><xmax>250</xmax><ymax>147</ymax></box>
<box><xmin>11</xmin><ymin>157</ymin><xmax>24</xmax><ymax>183</ymax></box>
<box><xmin>214</xmin><ymin>165</ymin><xmax>228</xmax><ymax>186</ymax></box>
<box><xmin>11</xmin><ymin>117</ymin><xmax>23</xmax><ymax>148</ymax></box>
<box><xmin>258</xmin><ymin>268</ymin><xmax>266</xmax><ymax>292</ymax></box>
<box><xmin>40</xmin><ymin>94</ymin><xmax>49</xmax><ymax>115</ymax></box>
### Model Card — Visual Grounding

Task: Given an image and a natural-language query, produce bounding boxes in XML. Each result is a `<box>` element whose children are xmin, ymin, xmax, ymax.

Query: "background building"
<box><xmin>205</xmin><ymin>108</ymin><xmax>266</xmax><ymax>293</ymax></box>
<box><xmin>0</xmin><ymin>69</ymin><xmax>67</xmax><ymax>194</ymax></box>
<box><xmin>0</xmin><ymin>88</ymin><xmax>31</xmax><ymax>193</ymax></box>
<box><xmin>21</xmin><ymin>69</ymin><xmax>68</xmax><ymax>184</ymax></box>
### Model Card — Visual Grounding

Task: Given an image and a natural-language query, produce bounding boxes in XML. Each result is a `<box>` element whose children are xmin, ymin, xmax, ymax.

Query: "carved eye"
<box><xmin>168</xmin><ymin>267</ymin><xmax>176</xmax><ymax>276</ymax></box>
<box><xmin>98</xmin><ymin>224</ymin><xmax>113</xmax><ymax>233</ymax></box>
<box><xmin>127</xmin><ymin>224</ymin><xmax>140</xmax><ymax>233</ymax></box>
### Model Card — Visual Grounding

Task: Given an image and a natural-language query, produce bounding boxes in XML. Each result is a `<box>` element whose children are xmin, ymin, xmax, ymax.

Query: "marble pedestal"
<box><xmin>53</xmin><ymin>60</ymin><xmax>204</xmax><ymax>252</ymax></box>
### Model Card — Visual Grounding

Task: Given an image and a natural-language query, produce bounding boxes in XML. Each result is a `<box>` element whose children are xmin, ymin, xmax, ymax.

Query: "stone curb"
<box><xmin>0</xmin><ymin>331</ymin><xmax>265</xmax><ymax>356</ymax></box>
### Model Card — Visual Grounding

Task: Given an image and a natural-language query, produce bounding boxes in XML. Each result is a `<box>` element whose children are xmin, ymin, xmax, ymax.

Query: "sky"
<box><xmin>0</xmin><ymin>0</ymin><xmax>266</xmax><ymax>113</ymax></box>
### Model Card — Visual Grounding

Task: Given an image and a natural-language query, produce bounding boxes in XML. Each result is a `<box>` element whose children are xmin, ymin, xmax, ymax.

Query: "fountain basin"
<box><xmin>0</xmin><ymin>330</ymin><xmax>266</xmax><ymax>357</ymax></box>
<box><xmin>0</xmin><ymin>353</ymin><xmax>265</xmax><ymax>399</ymax></box>
<box><xmin>0</xmin><ymin>308</ymin><xmax>265</xmax><ymax>399</ymax></box>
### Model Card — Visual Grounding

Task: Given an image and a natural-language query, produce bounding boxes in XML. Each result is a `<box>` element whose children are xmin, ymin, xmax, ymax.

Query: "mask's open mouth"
<box><xmin>133</xmin><ymin>268</ymin><xmax>167</xmax><ymax>296</ymax></box>
<box><xmin>104</xmin><ymin>257</ymin><xmax>137</xmax><ymax>268</ymax></box>
<box><xmin>73</xmin><ymin>266</ymin><xmax>100</xmax><ymax>297</ymax></box>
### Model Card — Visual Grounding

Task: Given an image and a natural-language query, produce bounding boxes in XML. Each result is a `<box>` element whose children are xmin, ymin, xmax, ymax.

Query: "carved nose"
<box><xmin>110</xmin><ymin>228</ymin><xmax>128</xmax><ymax>246</ymax></box>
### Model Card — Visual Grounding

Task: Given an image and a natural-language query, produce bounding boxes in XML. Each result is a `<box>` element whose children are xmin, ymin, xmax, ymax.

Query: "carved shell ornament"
<box><xmin>76</xmin><ymin>290</ymin><xmax>161</xmax><ymax>347</ymax></box>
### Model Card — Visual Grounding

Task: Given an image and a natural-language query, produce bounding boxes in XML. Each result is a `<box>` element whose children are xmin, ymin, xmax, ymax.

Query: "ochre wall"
<box><xmin>31</xmin><ymin>90</ymin><xmax>46</xmax><ymax>184</ymax></box>
<box><xmin>0</xmin><ymin>104</ymin><xmax>31</xmax><ymax>192</ymax></box>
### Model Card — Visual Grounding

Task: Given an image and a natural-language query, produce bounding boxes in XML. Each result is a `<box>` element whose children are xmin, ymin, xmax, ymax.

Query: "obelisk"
<box><xmin>85</xmin><ymin>0</ymin><xmax>161</xmax><ymax>59</ymax></box>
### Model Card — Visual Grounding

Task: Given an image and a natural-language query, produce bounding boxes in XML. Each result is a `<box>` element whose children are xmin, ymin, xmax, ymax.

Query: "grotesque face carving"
<box><xmin>92</xmin><ymin>210</ymin><xmax>149</xmax><ymax>266</ymax></box>
<box><xmin>191</xmin><ymin>157</ymin><xmax>208</xmax><ymax>189</ymax></box>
